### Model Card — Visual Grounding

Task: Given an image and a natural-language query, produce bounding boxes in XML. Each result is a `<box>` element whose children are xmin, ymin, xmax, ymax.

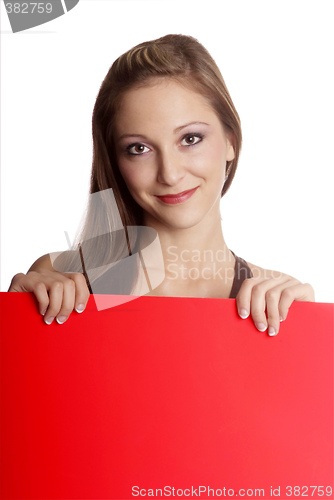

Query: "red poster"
<box><xmin>0</xmin><ymin>293</ymin><xmax>333</xmax><ymax>499</ymax></box>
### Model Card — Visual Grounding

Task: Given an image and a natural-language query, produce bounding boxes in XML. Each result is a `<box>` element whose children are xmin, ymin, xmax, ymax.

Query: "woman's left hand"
<box><xmin>235</xmin><ymin>266</ymin><xmax>315</xmax><ymax>336</ymax></box>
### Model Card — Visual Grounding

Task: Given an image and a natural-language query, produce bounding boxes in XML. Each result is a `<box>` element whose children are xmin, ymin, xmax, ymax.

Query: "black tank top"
<box><xmin>229</xmin><ymin>251</ymin><xmax>253</xmax><ymax>299</ymax></box>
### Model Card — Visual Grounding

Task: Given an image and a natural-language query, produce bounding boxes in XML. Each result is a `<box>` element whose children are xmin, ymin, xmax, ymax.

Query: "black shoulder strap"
<box><xmin>229</xmin><ymin>250</ymin><xmax>253</xmax><ymax>299</ymax></box>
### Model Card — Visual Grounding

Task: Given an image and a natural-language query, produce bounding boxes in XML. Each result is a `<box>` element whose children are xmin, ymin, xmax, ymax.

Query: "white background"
<box><xmin>1</xmin><ymin>0</ymin><xmax>333</xmax><ymax>302</ymax></box>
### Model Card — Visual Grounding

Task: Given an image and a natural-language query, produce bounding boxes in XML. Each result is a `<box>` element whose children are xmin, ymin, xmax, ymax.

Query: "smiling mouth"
<box><xmin>155</xmin><ymin>187</ymin><xmax>199</xmax><ymax>205</ymax></box>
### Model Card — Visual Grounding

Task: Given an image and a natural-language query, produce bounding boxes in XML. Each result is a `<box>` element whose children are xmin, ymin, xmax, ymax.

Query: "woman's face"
<box><xmin>114</xmin><ymin>78</ymin><xmax>235</xmax><ymax>231</ymax></box>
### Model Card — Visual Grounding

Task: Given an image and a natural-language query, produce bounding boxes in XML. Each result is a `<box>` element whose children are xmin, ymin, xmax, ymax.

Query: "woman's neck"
<box><xmin>142</xmin><ymin>205</ymin><xmax>236</xmax><ymax>298</ymax></box>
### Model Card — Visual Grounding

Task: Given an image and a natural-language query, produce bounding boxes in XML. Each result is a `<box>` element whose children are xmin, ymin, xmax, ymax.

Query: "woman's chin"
<box><xmin>147</xmin><ymin>211</ymin><xmax>207</xmax><ymax>232</ymax></box>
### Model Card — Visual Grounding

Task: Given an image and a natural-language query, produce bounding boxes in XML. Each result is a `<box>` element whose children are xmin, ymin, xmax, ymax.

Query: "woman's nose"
<box><xmin>156</xmin><ymin>148</ymin><xmax>186</xmax><ymax>186</ymax></box>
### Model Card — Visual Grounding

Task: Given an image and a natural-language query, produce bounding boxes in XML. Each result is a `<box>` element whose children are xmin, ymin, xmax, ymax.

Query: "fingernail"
<box><xmin>268</xmin><ymin>326</ymin><xmax>276</xmax><ymax>336</ymax></box>
<box><xmin>41</xmin><ymin>309</ymin><xmax>47</xmax><ymax>316</ymax></box>
<box><xmin>239</xmin><ymin>308</ymin><xmax>249</xmax><ymax>319</ymax></box>
<box><xmin>279</xmin><ymin>316</ymin><xmax>284</xmax><ymax>322</ymax></box>
<box><xmin>56</xmin><ymin>316</ymin><xmax>67</xmax><ymax>325</ymax></box>
<box><xmin>44</xmin><ymin>317</ymin><xmax>54</xmax><ymax>325</ymax></box>
<box><xmin>75</xmin><ymin>304</ymin><xmax>85</xmax><ymax>313</ymax></box>
<box><xmin>255</xmin><ymin>322</ymin><xmax>267</xmax><ymax>332</ymax></box>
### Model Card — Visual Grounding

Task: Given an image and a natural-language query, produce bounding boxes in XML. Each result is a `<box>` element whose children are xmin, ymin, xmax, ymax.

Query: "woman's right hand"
<box><xmin>8</xmin><ymin>266</ymin><xmax>90</xmax><ymax>325</ymax></box>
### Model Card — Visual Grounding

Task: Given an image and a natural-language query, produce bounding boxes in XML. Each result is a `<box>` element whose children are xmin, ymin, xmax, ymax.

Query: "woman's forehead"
<box><xmin>115</xmin><ymin>78</ymin><xmax>219</xmax><ymax>133</ymax></box>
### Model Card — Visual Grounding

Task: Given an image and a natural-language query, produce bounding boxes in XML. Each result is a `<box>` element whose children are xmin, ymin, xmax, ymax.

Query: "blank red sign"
<box><xmin>0</xmin><ymin>293</ymin><xmax>333</xmax><ymax>499</ymax></box>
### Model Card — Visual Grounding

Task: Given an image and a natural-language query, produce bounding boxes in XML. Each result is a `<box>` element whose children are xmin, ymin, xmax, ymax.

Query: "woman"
<box><xmin>8</xmin><ymin>34</ymin><xmax>315</xmax><ymax>334</ymax></box>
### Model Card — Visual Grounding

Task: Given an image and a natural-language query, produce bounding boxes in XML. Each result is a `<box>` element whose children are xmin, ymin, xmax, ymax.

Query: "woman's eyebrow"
<box><xmin>117</xmin><ymin>132</ymin><xmax>148</xmax><ymax>141</ymax></box>
<box><xmin>117</xmin><ymin>122</ymin><xmax>210</xmax><ymax>141</ymax></box>
<box><xmin>174</xmin><ymin>121</ymin><xmax>210</xmax><ymax>133</ymax></box>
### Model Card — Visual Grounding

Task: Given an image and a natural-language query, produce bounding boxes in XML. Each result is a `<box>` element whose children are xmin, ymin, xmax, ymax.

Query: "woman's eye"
<box><xmin>181</xmin><ymin>134</ymin><xmax>203</xmax><ymax>146</ymax></box>
<box><xmin>126</xmin><ymin>143</ymin><xmax>150</xmax><ymax>155</ymax></box>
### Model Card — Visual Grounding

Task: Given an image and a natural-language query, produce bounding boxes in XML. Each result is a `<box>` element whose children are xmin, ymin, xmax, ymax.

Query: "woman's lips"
<box><xmin>155</xmin><ymin>187</ymin><xmax>199</xmax><ymax>205</ymax></box>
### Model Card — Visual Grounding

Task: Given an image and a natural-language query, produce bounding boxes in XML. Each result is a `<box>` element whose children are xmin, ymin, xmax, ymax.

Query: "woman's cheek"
<box><xmin>118</xmin><ymin>160</ymin><xmax>138</xmax><ymax>186</ymax></box>
<box><xmin>118</xmin><ymin>165</ymin><xmax>150</xmax><ymax>200</ymax></box>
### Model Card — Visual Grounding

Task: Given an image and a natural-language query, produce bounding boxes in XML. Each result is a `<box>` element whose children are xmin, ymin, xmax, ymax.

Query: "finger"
<box><xmin>32</xmin><ymin>281</ymin><xmax>50</xmax><ymax>316</ymax></box>
<box><xmin>235</xmin><ymin>277</ymin><xmax>256</xmax><ymax>319</ymax></box>
<box><xmin>44</xmin><ymin>281</ymin><xmax>65</xmax><ymax>325</ymax></box>
<box><xmin>67</xmin><ymin>273</ymin><xmax>90</xmax><ymax>313</ymax></box>
<box><xmin>249</xmin><ymin>282</ymin><xmax>268</xmax><ymax>332</ymax></box>
<box><xmin>278</xmin><ymin>282</ymin><xmax>315</xmax><ymax>321</ymax></box>
<box><xmin>264</xmin><ymin>288</ymin><xmax>281</xmax><ymax>336</ymax></box>
<box><xmin>55</xmin><ymin>279</ymin><xmax>76</xmax><ymax>325</ymax></box>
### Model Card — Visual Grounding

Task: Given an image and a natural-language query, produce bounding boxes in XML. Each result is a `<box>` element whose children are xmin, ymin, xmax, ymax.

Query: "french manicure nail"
<box><xmin>56</xmin><ymin>316</ymin><xmax>67</xmax><ymax>325</ymax></box>
<box><xmin>268</xmin><ymin>326</ymin><xmax>276</xmax><ymax>336</ymax></box>
<box><xmin>75</xmin><ymin>304</ymin><xmax>85</xmax><ymax>313</ymax></box>
<box><xmin>44</xmin><ymin>317</ymin><xmax>54</xmax><ymax>325</ymax></box>
<box><xmin>41</xmin><ymin>309</ymin><xmax>47</xmax><ymax>316</ymax></box>
<box><xmin>239</xmin><ymin>308</ymin><xmax>249</xmax><ymax>319</ymax></box>
<box><xmin>255</xmin><ymin>322</ymin><xmax>267</xmax><ymax>332</ymax></box>
<box><xmin>279</xmin><ymin>316</ymin><xmax>284</xmax><ymax>322</ymax></box>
